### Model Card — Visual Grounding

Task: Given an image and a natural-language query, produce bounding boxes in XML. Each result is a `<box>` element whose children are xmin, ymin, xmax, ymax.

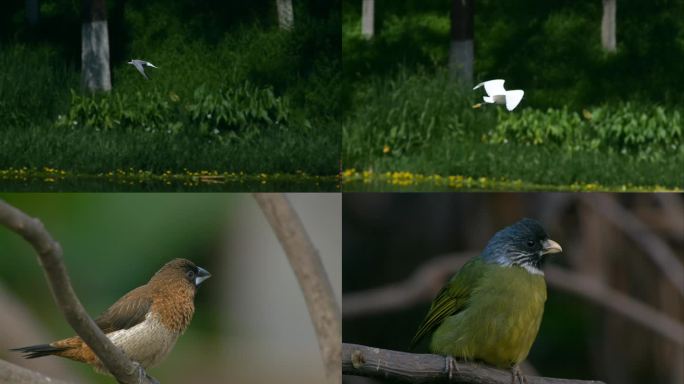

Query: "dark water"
<box><xmin>0</xmin><ymin>176</ymin><xmax>340</xmax><ymax>192</ymax></box>
<box><xmin>342</xmin><ymin>180</ymin><xmax>572</xmax><ymax>192</ymax></box>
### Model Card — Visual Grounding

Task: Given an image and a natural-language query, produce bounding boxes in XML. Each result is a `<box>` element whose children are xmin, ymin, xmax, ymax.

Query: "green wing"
<box><xmin>410</xmin><ymin>257</ymin><xmax>485</xmax><ymax>349</ymax></box>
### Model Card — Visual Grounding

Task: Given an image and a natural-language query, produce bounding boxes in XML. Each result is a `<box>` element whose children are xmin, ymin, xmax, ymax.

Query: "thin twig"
<box><xmin>581</xmin><ymin>194</ymin><xmax>684</xmax><ymax>296</ymax></box>
<box><xmin>0</xmin><ymin>200</ymin><xmax>156</xmax><ymax>384</ymax></box>
<box><xmin>0</xmin><ymin>359</ymin><xmax>72</xmax><ymax>384</ymax></box>
<box><xmin>253</xmin><ymin>193</ymin><xmax>341</xmax><ymax>383</ymax></box>
<box><xmin>343</xmin><ymin>254</ymin><xmax>684</xmax><ymax>346</ymax></box>
<box><xmin>342</xmin><ymin>343</ymin><xmax>605</xmax><ymax>384</ymax></box>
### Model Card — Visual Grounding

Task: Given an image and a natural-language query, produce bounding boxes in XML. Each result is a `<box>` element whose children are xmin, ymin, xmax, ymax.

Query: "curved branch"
<box><xmin>343</xmin><ymin>253</ymin><xmax>475</xmax><ymax>318</ymax></box>
<box><xmin>253</xmin><ymin>193</ymin><xmax>341</xmax><ymax>383</ymax></box>
<box><xmin>0</xmin><ymin>359</ymin><xmax>71</xmax><ymax>384</ymax></box>
<box><xmin>343</xmin><ymin>254</ymin><xmax>684</xmax><ymax>346</ymax></box>
<box><xmin>581</xmin><ymin>194</ymin><xmax>684</xmax><ymax>296</ymax></box>
<box><xmin>342</xmin><ymin>343</ymin><xmax>605</xmax><ymax>384</ymax></box>
<box><xmin>0</xmin><ymin>282</ymin><xmax>85</xmax><ymax>383</ymax></box>
<box><xmin>0</xmin><ymin>200</ymin><xmax>156</xmax><ymax>384</ymax></box>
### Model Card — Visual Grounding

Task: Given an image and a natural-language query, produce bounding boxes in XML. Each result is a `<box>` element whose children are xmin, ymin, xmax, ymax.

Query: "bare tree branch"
<box><xmin>343</xmin><ymin>254</ymin><xmax>684</xmax><ymax>346</ymax></box>
<box><xmin>581</xmin><ymin>194</ymin><xmax>684</xmax><ymax>297</ymax></box>
<box><xmin>0</xmin><ymin>282</ymin><xmax>85</xmax><ymax>383</ymax></box>
<box><xmin>0</xmin><ymin>200</ymin><xmax>156</xmax><ymax>384</ymax></box>
<box><xmin>545</xmin><ymin>265</ymin><xmax>684</xmax><ymax>346</ymax></box>
<box><xmin>253</xmin><ymin>193</ymin><xmax>341</xmax><ymax>383</ymax></box>
<box><xmin>342</xmin><ymin>343</ymin><xmax>605</xmax><ymax>384</ymax></box>
<box><xmin>0</xmin><ymin>359</ymin><xmax>71</xmax><ymax>384</ymax></box>
<box><xmin>343</xmin><ymin>253</ymin><xmax>475</xmax><ymax>318</ymax></box>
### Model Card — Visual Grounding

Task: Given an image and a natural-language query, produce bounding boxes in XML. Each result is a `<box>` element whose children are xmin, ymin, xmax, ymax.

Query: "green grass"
<box><xmin>343</xmin><ymin>69</ymin><xmax>684</xmax><ymax>190</ymax></box>
<box><xmin>1</xmin><ymin>124</ymin><xmax>336</xmax><ymax>175</ymax></box>
<box><xmin>0</xmin><ymin>9</ymin><xmax>340</xmax><ymax>182</ymax></box>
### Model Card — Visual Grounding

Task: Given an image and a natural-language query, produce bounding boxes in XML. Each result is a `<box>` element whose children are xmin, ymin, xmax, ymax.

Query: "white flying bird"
<box><xmin>472</xmin><ymin>79</ymin><xmax>524</xmax><ymax>111</ymax></box>
<box><xmin>127</xmin><ymin>59</ymin><xmax>158</xmax><ymax>79</ymax></box>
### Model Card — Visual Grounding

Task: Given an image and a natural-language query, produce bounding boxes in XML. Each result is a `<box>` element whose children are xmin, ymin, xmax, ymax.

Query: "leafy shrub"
<box><xmin>187</xmin><ymin>82</ymin><xmax>291</xmax><ymax>137</ymax></box>
<box><xmin>489</xmin><ymin>104</ymin><xmax>682</xmax><ymax>158</ymax></box>
<box><xmin>56</xmin><ymin>81</ymin><xmax>295</xmax><ymax>142</ymax></box>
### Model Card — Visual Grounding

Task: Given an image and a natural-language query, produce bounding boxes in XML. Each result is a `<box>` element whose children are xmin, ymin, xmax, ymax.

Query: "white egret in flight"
<box><xmin>473</xmin><ymin>79</ymin><xmax>524</xmax><ymax>111</ymax></box>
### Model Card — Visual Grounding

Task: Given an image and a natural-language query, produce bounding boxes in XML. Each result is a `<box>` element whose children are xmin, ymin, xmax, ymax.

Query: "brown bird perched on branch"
<box><xmin>12</xmin><ymin>258</ymin><xmax>211</xmax><ymax>374</ymax></box>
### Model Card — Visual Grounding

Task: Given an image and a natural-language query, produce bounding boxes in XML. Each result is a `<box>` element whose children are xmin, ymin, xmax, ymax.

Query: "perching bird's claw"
<box><xmin>511</xmin><ymin>365</ymin><xmax>527</xmax><ymax>384</ymax></box>
<box><xmin>445</xmin><ymin>355</ymin><xmax>459</xmax><ymax>381</ymax></box>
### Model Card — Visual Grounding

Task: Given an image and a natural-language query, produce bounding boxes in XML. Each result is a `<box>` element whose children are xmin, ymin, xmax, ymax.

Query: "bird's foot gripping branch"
<box><xmin>342</xmin><ymin>343</ymin><xmax>606</xmax><ymax>384</ymax></box>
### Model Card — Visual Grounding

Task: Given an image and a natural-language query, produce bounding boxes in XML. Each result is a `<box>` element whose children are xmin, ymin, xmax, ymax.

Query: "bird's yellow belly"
<box><xmin>430</xmin><ymin>266</ymin><xmax>546</xmax><ymax>368</ymax></box>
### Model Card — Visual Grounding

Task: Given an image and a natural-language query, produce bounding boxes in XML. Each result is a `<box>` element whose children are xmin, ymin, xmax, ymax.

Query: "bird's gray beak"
<box><xmin>542</xmin><ymin>239</ymin><xmax>563</xmax><ymax>255</ymax></box>
<box><xmin>195</xmin><ymin>267</ymin><xmax>211</xmax><ymax>286</ymax></box>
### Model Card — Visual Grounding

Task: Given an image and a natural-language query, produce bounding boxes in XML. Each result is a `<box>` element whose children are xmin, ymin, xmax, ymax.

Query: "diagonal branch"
<box><xmin>0</xmin><ymin>200</ymin><xmax>156</xmax><ymax>384</ymax></box>
<box><xmin>0</xmin><ymin>359</ymin><xmax>71</xmax><ymax>384</ymax></box>
<box><xmin>581</xmin><ymin>194</ymin><xmax>684</xmax><ymax>296</ymax></box>
<box><xmin>253</xmin><ymin>193</ymin><xmax>341</xmax><ymax>383</ymax></box>
<box><xmin>342</xmin><ymin>343</ymin><xmax>605</xmax><ymax>384</ymax></box>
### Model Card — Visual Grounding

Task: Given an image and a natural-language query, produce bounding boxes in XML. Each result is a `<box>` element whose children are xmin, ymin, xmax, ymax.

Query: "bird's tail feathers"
<box><xmin>10</xmin><ymin>344</ymin><xmax>69</xmax><ymax>359</ymax></box>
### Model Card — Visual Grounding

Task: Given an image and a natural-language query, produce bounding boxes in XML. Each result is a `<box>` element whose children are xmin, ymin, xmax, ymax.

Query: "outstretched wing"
<box><xmin>410</xmin><ymin>258</ymin><xmax>484</xmax><ymax>349</ymax></box>
<box><xmin>133</xmin><ymin>61</ymin><xmax>149</xmax><ymax>79</ymax></box>
<box><xmin>482</xmin><ymin>80</ymin><xmax>506</xmax><ymax>96</ymax></box>
<box><xmin>505</xmin><ymin>90</ymin><xmax>524</xmax><ymax>111</ymax></box>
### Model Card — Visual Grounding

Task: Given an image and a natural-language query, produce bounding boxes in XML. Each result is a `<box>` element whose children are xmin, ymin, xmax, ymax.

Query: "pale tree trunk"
<box><xmin>26</xmin><ymin>0</ymin><xmax>39</xmax><ymax>26</ymax></box>
<box><xmin>361</xmin><ymin>0</ymin><xmax>374</xmax><ymax>39</ymax></box>
<box><xmin>448</xmin><ymin>0</ymin><xmax>474</xmax><ymax>86</ymax></box>
<box><xmin>276</xmin><ymin>0</ymin><xmax>294</xmax><ymax>30</ymax></box>
<box><xmin>601</xmin><ymin>0</ymin><xmax>616</xmax><ymax>52</ymax></box>
<box><xmin>81</xmin><ymin>0</ymin><xmax>111</xmax><ymax>92</ymax></box>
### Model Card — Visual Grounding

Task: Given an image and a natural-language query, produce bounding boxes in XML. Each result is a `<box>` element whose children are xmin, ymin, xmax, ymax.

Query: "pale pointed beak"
<box><xmin>542</xmin><ymin>239</ymin><xmax>563</xmax><ymax>255</ymax></box>
<box><xmin>195</xmin><ymin>266</ymin><xmax>211</xmax><ymax>286</ymax></box>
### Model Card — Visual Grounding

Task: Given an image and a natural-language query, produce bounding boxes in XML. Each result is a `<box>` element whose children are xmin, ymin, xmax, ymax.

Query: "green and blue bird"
<box><xmin>411</xmin><ymin>218</ymin><xmax>562</xmax><ymax>383</ymax></box>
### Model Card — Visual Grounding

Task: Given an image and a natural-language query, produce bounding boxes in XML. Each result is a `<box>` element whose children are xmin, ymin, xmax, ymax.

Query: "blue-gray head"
<box><xmin>481</xmin><ymin>218</ymin><xmax>562</xmax><ymax>275</ymax></box>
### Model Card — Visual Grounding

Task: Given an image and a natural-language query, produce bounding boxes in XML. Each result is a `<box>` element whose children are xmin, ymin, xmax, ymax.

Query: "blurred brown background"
<box><xmin>343</xmin><ymin>193</ymin><xmax>683</xmax><ymax>384</ymax></box>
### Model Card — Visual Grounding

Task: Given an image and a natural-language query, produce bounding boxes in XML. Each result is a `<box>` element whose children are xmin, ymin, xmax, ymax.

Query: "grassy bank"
<box><xmin>0</xmin><ymin>1</ymin><xmax>340</xmax><ymax>186</ymax></box>
<box><xmin>343</xmin><ymin>70</ymin><xmax>683</xmax><ymax>190</ymax></box>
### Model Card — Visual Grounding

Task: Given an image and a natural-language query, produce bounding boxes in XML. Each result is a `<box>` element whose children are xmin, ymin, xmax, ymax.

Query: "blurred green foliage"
<box><xmin>491</xmin><ymin>104</ymin><xmax>681</xmax><ymax>158</ymax></box>
<box><xmin>342</xmin><ymin>0</ymin><xmax>684</xmax><ymax>188</ymax></box>
<box><xmin>344</xmin><ymin>69</ymin><xmax>483</xmax><ymax>161</ymax></box>
<box><xmin>0</xmin><ymin>0</ymin><xmax>340</xmax><ymax>177</ymax></box>
<box><xmin>343</xmin><ymin>0</ymin><xmax>684</xmax><ymax>107</ymax></box>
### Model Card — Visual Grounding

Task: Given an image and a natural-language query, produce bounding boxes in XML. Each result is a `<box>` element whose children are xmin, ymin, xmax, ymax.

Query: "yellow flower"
<box><xmin>383</xmin><ymin>145</ymin><xmax>391</xmax><ymax>154</ymax></box>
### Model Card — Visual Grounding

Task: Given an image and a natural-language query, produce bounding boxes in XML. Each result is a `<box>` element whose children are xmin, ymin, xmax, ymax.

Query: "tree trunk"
<box><xmin>276</xmin><ymin>0</ymin><xmax>294</xmax><ymax>30</ymax></box>
<box><xmin>601</xmin><ymin>0</ymin><xmax>616</xmax><ymax>52</ymax></box>
<box><xmin>26</xmin><ymin>0</ymin><xmax>39</xmax><ymax>26</ymax></box>
<box><xmin>361</xmin><ymin>0</ymin><xmax>374</xmax><ymax>39</ymax></box>
<box><xmin>449</xmin><ymin>0</ymin><xmax>474</xmax><ymax>86</ymax></box>
<box><xmin>81</xmin><ymin>0</ymin><xmax>111</xmax><ymax>92</ymax></box>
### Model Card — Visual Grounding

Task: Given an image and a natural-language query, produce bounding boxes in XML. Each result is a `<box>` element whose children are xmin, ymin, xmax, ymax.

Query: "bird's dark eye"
<box><xmin>186</xmin><ymin>270</ymin><xmax>195</xmax><ymax>279</ymax></box>
<box><xmin>527</xmin><ymin>240</ymin><xmax>535</xmax><ymax>247</ymax></box>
